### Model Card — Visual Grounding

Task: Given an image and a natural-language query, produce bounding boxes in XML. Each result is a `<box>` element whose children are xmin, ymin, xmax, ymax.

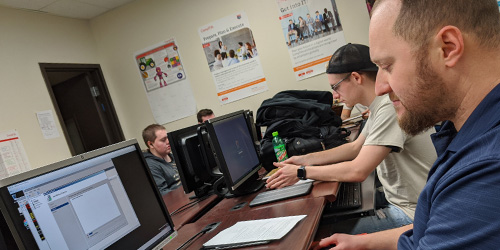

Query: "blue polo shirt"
<box><xmin>399</xmin><ymin>83</ymin><xmax>500</xmax><ymax>249</ymax></box>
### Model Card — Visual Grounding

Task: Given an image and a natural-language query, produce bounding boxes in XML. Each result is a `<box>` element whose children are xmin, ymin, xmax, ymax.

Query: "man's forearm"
<box><xmin>363</xmin><ymin>224</ymin><xmax>413</xmax><ymax>250</ymax></box>
<box><xmin>304</xmin><ymin>141</ymin><xmax>360</xmax><ymax>166</ymax></box>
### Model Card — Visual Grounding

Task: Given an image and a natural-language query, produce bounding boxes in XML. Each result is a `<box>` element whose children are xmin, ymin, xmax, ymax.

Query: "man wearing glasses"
<box><xmin>266</xmin><ymin>43</ymin><xmax>436</xmax><ymax>235</ymax></box>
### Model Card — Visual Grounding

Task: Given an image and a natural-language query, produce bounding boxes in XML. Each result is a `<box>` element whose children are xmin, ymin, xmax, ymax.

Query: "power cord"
<box><xmin>170</xmin><ymin>194</ymin><xmax>210</xmax><ymax>216</ymax></box>
<box><xmin>175</xmin><ymin>222</ymin><xmax>220</xmax><ymax>250</ymax></box>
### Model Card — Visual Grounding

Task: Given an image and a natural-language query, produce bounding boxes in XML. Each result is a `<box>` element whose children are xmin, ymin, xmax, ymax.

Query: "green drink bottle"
<box><xmin>272</xmin><ymin>131</ymin><xmax>289</xmax><ymax>162</ymax></box>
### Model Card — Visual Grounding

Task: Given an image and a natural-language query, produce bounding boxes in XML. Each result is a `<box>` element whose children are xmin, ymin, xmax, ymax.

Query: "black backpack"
<box><xmin>256</xmin><ymin>90</ymin><xmax>349</xmax><ymax>171</ymax></box>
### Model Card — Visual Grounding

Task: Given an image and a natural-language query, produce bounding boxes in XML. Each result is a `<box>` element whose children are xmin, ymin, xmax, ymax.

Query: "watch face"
<box><xmin>297</xmin><ymin>166</ymin><xmax>306</xmax><ymax>179</ymax></box>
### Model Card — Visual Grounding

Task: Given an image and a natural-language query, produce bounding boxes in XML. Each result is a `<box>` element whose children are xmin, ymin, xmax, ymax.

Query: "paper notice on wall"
<box><xmin>276</xmin><ymin>0</ymin><xmax>346</xmax><ymax>80</ymax></box>
<box><xmin>0</xmin><ymin>130</ymin><xmax>31</xmax><ymax>180</ymax></box>
<box><xmin>198</xmin><ymin>11</ymin><xmax>268</xmax><ymax>104</ymax></box>
<box><xmin>134</xmin><ymin>38</ymin><xmax>197</xmax><ymax>124</ymax></box>
<box><xmin>36</xmin><ymin>110</ymin><xmax>60</xmax><ymax>139</ymax></box>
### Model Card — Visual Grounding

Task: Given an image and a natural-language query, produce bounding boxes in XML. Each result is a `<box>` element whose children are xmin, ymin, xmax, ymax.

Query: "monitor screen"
<box><xmin>0</xmin><ymin>140</ymin><xmax>176</xmax><ymax>250</ymax></box>
<box><xmin>168</xmin><ymin>125</ymin><xmax>218</xmax><ymax>197</ymax></box>
<box><xmin>206</xmin><ymin>111</ymin><xmax>261</xmax><ymax>192</ymax></box>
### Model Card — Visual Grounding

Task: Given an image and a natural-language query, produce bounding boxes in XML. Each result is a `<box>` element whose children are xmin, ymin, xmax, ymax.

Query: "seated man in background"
<box><xmin>267</xmin><ymin>43</ymin><xmax>436</xmax><ymax>234</ymax></box>
<box><xmin>142</xmin><ymin>124</ymin><xmax>181</xmax><ymax>195</ymax></box>
<box><xmin>197</xmin><ymin>109</ymin><xmax>215</xmax><ymax>123</ymax></box>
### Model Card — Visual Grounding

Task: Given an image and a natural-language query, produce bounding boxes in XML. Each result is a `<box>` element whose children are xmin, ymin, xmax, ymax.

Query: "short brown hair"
<box><xmin>142</xmin><ymin>124</ymin><xmax>166</xmax><ymax>147</ymax></box>
<box><xmin>197</xmin><ymin>109</ymin><xmax>214</xmax><ymax>123</ymax></box>
<box><xmin>374</xmin><ymin>0</ymin><xmax>500</xmax><ymax>50</ymax></box>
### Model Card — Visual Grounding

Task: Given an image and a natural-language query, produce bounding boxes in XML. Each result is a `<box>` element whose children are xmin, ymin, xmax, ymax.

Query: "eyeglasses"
<box><xmin>331</xmin><ymin>73</ymin><xmax>351</xmax><ymax>92</ymax></box>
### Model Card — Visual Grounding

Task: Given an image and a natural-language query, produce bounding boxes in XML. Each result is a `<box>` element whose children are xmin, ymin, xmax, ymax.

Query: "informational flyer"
<box><xmin>134</xmin><ymin>39</ymin><xmax>197</xmax><ymax>124</ymax></box>
<box><xmin>276</xmin><ymin>0</ymin><xmax>346</xmax><ymax>81</ymax></box>
<box><xmin>0</xmin><ymin>130</ymin><xmax>31</xmax><ymax>180</ymax></box>
<box><xmin>199</xmin><ymin>11</ymin><xmax>268</xmax><ymax>104</ymax></box>
<box><xmin>36</xmin><ymin>110</ymin><xmax>60</xmax><ymax>139</ymax></box>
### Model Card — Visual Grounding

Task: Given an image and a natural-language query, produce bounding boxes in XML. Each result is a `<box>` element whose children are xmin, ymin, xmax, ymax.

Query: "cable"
<box><xmin>169</xmin><ymin>194</ymin><xmax>210</xmax><ymax>216</ymax></box>
<box><xmin>175</xmin><ymin>222</ymin><xmax>219</xmax><ymax>250</ymax></box>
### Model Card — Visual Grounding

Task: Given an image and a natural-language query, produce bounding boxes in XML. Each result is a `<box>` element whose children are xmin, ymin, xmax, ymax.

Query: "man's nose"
<box><xmin>374</xmin><ymin>71</ymin><xmax>392</xmax><ymax>96</ymax></box>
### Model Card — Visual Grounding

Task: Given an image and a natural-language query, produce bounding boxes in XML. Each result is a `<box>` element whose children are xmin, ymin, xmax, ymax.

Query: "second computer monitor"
<box><xmin>168</xmin><ymin>124</ymin><xmax>218</xmax><ymax>198</ymax></box>
<box><xmin>205</xmin><ymin>110</ymin><xmax>263</xmax><ymax>196</ymax></box>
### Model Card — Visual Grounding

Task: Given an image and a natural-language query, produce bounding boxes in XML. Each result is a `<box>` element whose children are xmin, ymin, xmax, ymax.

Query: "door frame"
<box><xmin>39</xmin><ymin>63</ymin><xmax>125</xmax><ymax>156</ymax></box>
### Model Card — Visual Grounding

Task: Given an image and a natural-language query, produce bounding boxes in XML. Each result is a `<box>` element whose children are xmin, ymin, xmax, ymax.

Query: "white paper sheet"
<box><xmin>203</xmin><ymin>215</ymin><xmax>306</xmax><ymax>248</ymax></box>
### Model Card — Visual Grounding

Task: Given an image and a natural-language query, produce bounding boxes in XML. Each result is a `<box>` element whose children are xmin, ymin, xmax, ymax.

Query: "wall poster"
<box><xmin>199</xmin><ymin>11</ymin><xmax>268</xmax><ymax>104</ymax></box>
<box><xmin>276</xmin><ymin>0</ymin><xmax>346</xmax><ymax>80</ymax></box>
<box><xmin>0</xmin><ymin>130</ymin><xmax>31</xmax><ymax>180</ymax></box>
<box><xmin>134</xmin><ymin>39</ymin><xmax>196</xmax><ymax>124</ymax></box>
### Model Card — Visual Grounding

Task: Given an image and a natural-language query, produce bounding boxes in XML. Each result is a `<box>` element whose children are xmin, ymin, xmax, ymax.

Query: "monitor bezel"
<box><xmin>204</xmin><ymin>110</ymin><xmax>262</xmax><ymax>193</ymax></box>
<box><xmin>0</xmin><ymin>139</ymin><xmax>175</xmax><ymax>250</ymax></box>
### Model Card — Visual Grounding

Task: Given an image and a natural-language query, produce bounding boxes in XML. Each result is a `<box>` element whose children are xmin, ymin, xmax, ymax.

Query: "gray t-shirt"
<box><xmin>361</xmin><ymin>95</ymin><xmax>437</xmax><ymax>219</ymax></box>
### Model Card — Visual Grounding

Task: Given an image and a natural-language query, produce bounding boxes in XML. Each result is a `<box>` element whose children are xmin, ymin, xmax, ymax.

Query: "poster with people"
<box><xmin>134</xmin><ymin>39</ymin><xmax>196</xmax><ymax>124</ymax></box>
<box><xmin>276</xmin><ymin>0</ymin><xmax>346</xmax><ymax>81</ymax></box>
<box><xmin>199</xmin><ymin>11</ymin><xmax>268</xmax><ymax>104</ymax></box>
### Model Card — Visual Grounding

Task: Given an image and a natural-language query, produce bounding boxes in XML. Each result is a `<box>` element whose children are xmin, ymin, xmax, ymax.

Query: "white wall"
<box><xmin>0</xmin><ymin>0</ymin><xmax>370</xmax><ymax>168</ymax></box>
<box><xmin>90</xmin><ymin>0</ymin><xmax>371</xmax><ymax>149</ymax></box>
<box><xmin>0</xmin><ymin>6</ymin><xmax>100</xmax><ymax>168</ymax></box>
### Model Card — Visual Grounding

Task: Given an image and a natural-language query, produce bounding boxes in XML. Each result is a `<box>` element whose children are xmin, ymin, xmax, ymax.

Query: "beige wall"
<box><xmin>0</xmin><ymin>0</ymin><xmax>370</xmax><ymax>168</ymax></box>
<box><xmin>0</xmin><ymin>6</ymin><xmax>100</xmax><ymax>168</ymax></box>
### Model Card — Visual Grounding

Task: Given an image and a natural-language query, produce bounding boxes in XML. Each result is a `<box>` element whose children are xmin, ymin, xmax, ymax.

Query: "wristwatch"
<box><xmin>297</xmin><ymin>166</ymin><xmax>307</xmax><ymax>180</ymax></box>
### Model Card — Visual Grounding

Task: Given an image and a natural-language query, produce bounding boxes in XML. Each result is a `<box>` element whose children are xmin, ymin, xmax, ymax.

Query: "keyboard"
<box><xmin>249</xmin><ymin>182</ymin><xmax>313</xmax><ymax>207</ymax></box>
<box><xmin>328</xmin><ymin>182</ymin><xmax>362</xmax><ymax>210</ymax></box>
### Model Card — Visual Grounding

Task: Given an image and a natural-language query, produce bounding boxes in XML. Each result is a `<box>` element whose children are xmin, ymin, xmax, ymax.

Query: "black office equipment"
<box><xmin>204</xmin><ymin>110</ymin><xmax>264</xmax><ymax>197</ymax></box>
<box><xmin>322</xmin><ymin>171</ymin><xmax>377</xmax><ymax>221</ymax></box>
<box><xmin>168</xmin><ymin>124</ymin><xmax>219</xmax><ymax>199</ymax></box>
<box><xmin>0</xmin><ymin>139</ymin><xmax>177</xmax><ymax>250</ymax></box>
<box><xmin>328</xmin><ymin>182</ymin><xmax>362</xmax><ymax>210</ymax></box>
<box><xmin>249</xmin><ymin>182</ymin><xmax>313</xmax><ymax>207</ymax></box>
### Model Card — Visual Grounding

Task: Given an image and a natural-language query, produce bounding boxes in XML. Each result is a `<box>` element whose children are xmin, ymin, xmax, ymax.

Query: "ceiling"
<box><xmin>0</xmin><ymin>0</ymin><xmax>136</xmax><ymax>19</ymax></box>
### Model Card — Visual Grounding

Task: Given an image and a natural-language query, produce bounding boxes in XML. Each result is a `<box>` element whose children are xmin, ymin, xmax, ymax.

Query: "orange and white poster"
<box><xmin>276</xmin><ymin>0</ymin><xmax>346</xmax><ymax>80</ymax></box>
<box><xmin>198</xmin><ymin>11</ymin><xmax>268</xmax><ymax>104</ymax></box>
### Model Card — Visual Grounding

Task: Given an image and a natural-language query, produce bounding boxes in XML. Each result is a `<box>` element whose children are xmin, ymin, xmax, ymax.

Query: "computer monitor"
<box><xmin>0</xmin><ymin>139</ymin><xmax>177</xmax><ymax>250</ymax></box>
<box><xmin>204</xmin><ymin>110</ymin><xmax>264</xmax><ymax>197</ymax></box>
<box><xmin>168</xmin><ymin>124</ymin><xmax>219</xmax><ymax>199</ymax></box>
<box><xmin>243</xmin><ymin>110</ymin><xmax>262</xmax><ymax>146</ymax></box>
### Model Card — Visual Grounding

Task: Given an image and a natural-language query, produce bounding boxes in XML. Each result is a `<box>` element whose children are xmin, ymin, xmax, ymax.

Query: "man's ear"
<box><xmin>352</xmin><ymin>72</ymin><xmax>363</xmax><ymax>85</ymax></box>
<box><xmin>435</xmin><ymin>25</ymin><xmax>464</xmax><ymax>68</ymax></box>
<box><xmin>147</xmin><ymin>141</ymin><xmax>153</xmax><ymax>149</ymax></box>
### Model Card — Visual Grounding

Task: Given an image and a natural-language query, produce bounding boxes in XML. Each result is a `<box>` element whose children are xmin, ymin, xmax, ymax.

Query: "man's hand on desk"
<box><xmin>265</xmin><ymin>162</ymin><xmax>300</xmax><ymax>189</ymax></box>
<box><xmin>315</xmin><ymin>233</ymin><xmax>365</xmax><ymax>250</ymax></box>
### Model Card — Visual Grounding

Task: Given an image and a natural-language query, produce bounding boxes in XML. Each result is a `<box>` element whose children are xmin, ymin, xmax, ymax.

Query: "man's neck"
<box><xmin>451</xmin><ymin>50</ymin><xmax>500</xmax><ymax>131</ymax></box>
<box><xmin>361</xmin><ymin>84</ymin><xmax>377</xmax><ymax>107</ymax></box>
<box><xmin>150</xmin><ymin>149</ymin><xmax>168</xmax><ymax>160</ymax></box>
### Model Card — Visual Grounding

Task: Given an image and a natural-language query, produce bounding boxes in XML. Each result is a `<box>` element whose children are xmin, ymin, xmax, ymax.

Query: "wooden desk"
<box><xmin>169</xmin><ymin>197</ymin><xmax>325</xmax><ymax>249</ymax></box>
<box><xmin>201</xmin><ymin>181</ymin><xmax>338</xmax><ymax>221</ymax></box>
<box><xmin>162</xmin><ymin>187</ymin><xmax>221</xmax><ymax>230</ymax></box>
<box><xmin>168</xmin><ymin>181</ymin><xmax>339</xmax><ymax>249</ymax></box>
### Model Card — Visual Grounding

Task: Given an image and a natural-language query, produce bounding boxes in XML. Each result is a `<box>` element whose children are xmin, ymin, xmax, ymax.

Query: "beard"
<box><xmin>396</xmin><ymin>53</ymin><xmax>457</xmax><ymax>136</ymax></box>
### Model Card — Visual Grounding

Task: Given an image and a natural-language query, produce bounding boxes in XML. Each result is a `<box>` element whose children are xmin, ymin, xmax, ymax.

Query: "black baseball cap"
<box><xmin>326</xmin><ymin>43</ymin><xmax>378</xmax><ymax>74</ymax></box>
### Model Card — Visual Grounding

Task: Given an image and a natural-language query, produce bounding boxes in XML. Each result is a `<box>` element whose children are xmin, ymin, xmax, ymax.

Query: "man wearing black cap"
<box><xmin>267</xmin><ymin>43</ymin><xmax>436</xmax><ymax>236</ymax></box>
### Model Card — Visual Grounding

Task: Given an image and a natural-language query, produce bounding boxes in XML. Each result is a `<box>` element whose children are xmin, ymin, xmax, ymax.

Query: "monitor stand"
<box><xmin>190</xmin><ymin>183</ymin><xmax>213</xmax><ymax>200</ymax></box>
<box><xmin>212</xmin><ymin>173</ymin><xmax>264</xmax><ymax>198</ymax></box>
